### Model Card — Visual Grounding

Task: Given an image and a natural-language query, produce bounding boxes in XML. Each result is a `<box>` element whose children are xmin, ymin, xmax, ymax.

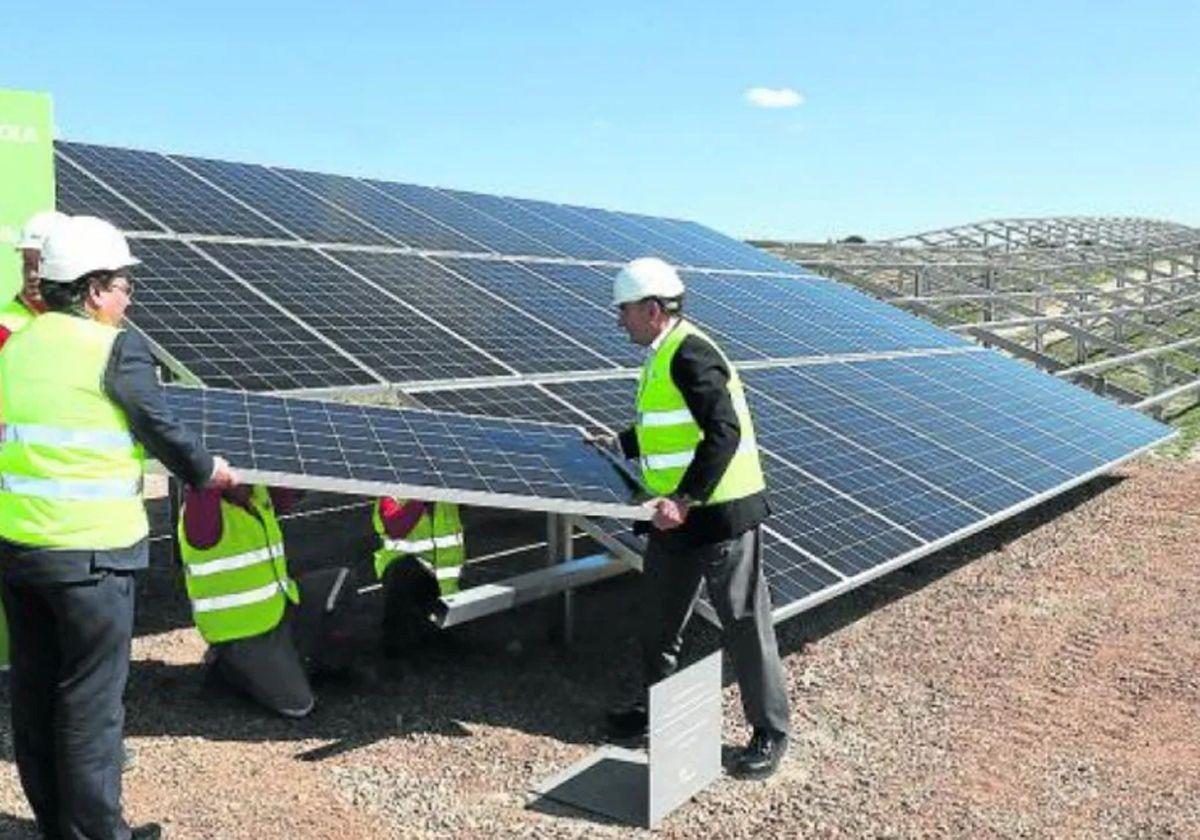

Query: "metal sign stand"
<box><xmin>530</xmin><ymin>650</ymin><xmax>723</xmax><ymax>829</ymax></box>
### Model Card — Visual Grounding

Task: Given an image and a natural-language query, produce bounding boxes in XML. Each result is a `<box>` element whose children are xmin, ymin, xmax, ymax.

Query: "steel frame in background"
<box><xmin>756</xmin><ymin>217</ymin><xmax>1200</xmax><ymax>413</ymax></box>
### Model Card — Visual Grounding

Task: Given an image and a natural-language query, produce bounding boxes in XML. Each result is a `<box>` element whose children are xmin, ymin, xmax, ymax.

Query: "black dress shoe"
<box><xmin>131</xmin><ymin>823</ymin><xmax>162</xmax><ymax>839</ymax></box>
<box><xmin>732</xmin><ymin>729</ymin><xmax>788</xmax><ymax>779</ymax></box>
<box><xmin>605</xmin><ymin>704</ymin><xmax>648</xmax><ymax>739</ymax></box>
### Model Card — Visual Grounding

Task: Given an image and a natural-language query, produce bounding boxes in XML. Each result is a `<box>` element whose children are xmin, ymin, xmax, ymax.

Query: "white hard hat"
<box><xmin>17</xmin><ymin>209</ymin><xmax>70</xmax><ymax>251</ymax></box>
<box><xmin>612</xmin><ymin>257</ymin><xmax>685</xmax><ymax>307</ymax></box>
<box><xmin>39</xmin><ymin>216</ymin><xmax>140</xmax><ymax>283</ymax></box>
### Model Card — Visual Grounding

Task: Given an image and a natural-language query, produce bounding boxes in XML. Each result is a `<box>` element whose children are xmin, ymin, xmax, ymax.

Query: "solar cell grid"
<box><xmin>576</xmin><ymin>206</ymin><xmax>716</xmax><ymax>267</ymax></box>
<box><xmin>749</xmin><ymin>397</ymin><xmax>987</xmax><ymax>539</ymax></box>
<box><xmin>553</xmin><ymin>203</ymin><xmax>701</xmax><ymax>264</ymax></box>
<box><xmin>273</xmin><ymin>168</ymin><xmax>486</xmax><ymax>252</ymax></box>
<box><xmin>336</xmin><ymin>251</ymin><xmax>617</xmax><ymax>374</ymax></box>
<box><xmin>164</xmin><ymin>386</ymin><xmax>648</xmax><ymax>518</ymax></box>
<box><xmin>745</xmin><ymin>364</ymin><xmax>1062</xmax><ymax>504</ymax></box>
<box><xmin>716</xmin><ymin>272</ymin><xmax>968</xmax><ymax>351</ymax></box>
<box><xmin>670</xmin><ymin>219</ymin><xmax>801</xmax><ymax>273</ymax></box>
<box><xmin>128</xmin><ymin>239</ymin><xmax>371</xmax><ymax>390</ymax></box>
<box><xmin>434</xmin><ymin>257</ymin><xmax>644</xmax><ymax>366</ymax></box>
<box><xmin>618</xmin><ymin>213</ymin><xmax>743</xmax><ymax>270</ymax></box>
<box><xmin>762</xmin><ymin>459</ymin><xmax>923</xmax><ymax>578</ymax></box>
<box><xmin>197</xmin><ymin>242</ymin><xmax>507</xmax><ymax>383</ymax></box>
<box><xmin>507</xmin><ymin>198</ymin><xmax>641</xmax><ymax>260</ymax></box>
<box><xmin>522</xmin><ymin>262</ymin><xmax>765</xmax><ymax>360</ymax></box>
<box><xmin>410</xmin><ymin>384</ymin><xmax>589</xmax><ymax>425</ymax></box>
<box><xmin>58</xmin><ymin>142</ymin><xmax>291</xmax><ymax>239</ymax></box>
<box><xmin>368</xmin><ymin>181</ymin><xmax>563</xmax><ymax>258</ymax></box>
<box><xmin>172</xmin><ymin>155</ymin><xmax>395</xmax><ymax>246</ymax></box>
<box><xmin>55</xmin><ymin>152</ymin><xmax>166</xmax><ymax>232</ymax></box>
<box><xmin>438</xmin><ymin>189</ymin><xmax>626</xmax><ymax>261</ymax></box>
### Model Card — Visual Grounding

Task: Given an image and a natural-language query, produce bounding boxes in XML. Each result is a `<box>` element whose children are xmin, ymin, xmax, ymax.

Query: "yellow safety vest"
<box><xmin>634</xmin><ymin>319</ymin><xmax>766</xmax><ymax>503</ymax></box>
<box><xmin>0</xmin><ymin>312</ymin><xmax>147</xmax><ymax>549</ymax></box>
<box><xmin>372</xmin><ymin>499</ymin><xmax>465</xmax><ymax>596</ymax></box>
<box><xmin>178</xmin><ymin>485</ymin><xmax>300</xmax><ymax>644</ymax></box>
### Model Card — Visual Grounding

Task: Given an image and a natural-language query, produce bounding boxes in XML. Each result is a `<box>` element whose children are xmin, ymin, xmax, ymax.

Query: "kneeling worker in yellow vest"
<box><xmin>601</xmin><ymin>257</ymin><xmax>790</xmax><ymax>780</ymax></box>
<box><xmin>179</xmin><ymin>484</ymin><xmax>353</xmax><ymax>717</ymax></box>
<box><xmin>0</xmin><ymin>216</ymin><xmax>237</xmax><ymax>840</ymax></box>
<box><xmin>372</xmin><ymin>497</ymin><xmax>465</xmax><ymax>659</ymax></box>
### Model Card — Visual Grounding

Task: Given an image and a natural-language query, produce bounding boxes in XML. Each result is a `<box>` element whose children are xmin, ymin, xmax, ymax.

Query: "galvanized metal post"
<box><xmin>546</xmin><ymin>512</ymin><xmax>576</xmax><ymax>645</ymax></box>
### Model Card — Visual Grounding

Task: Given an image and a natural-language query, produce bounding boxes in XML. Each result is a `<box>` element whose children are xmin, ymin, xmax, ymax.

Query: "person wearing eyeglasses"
<box><xmin>0</xmin><ymin>215</ymin><xmax>237</xmax><ymax>840</ymax></box>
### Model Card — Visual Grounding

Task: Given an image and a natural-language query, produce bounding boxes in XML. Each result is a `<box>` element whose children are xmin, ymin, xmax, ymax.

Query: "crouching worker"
<box><xmin>179</xmin><ymin>484</ymin><xmax>352</xmax><ymax>717</ymax></box>
<box><xmin>372</xmin><ymin>497</ymin><xmax>464</xmax><ymax>659</ymax></box>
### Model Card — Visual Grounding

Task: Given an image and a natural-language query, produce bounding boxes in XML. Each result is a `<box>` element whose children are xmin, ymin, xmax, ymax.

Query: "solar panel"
<box><xmin>437</xmin><ymin>188</ymin><xmax>627</xmax><ymax>261</ymax></box>
<box><xmin>55</xmin><ymin>152</ymin><xmax>166</xmax><ymax>232</ymax></box>
<box><xmin>163</xmin><ymin>385</ymin><xmax>649</xmax><ymax>519</ymax></box>
<box><xmin>334</xmin><ymin>250</ymin><xmax>618</xmax><ymax>374</ymax></box>
<box><xmin>56</xmin><ymin>137</ymin><xmax>1175</xmax><ymax>625</ymax></box>
<box><xmin>561</xmin><ymin>204</ymin><xmax>716</xmax><ymax>267</ymax></box>
<box><xmin>432</xmin><ymin>257</ymin><xmax>645</xmax><ymax>366</ymax></box>
<box><xmin>367</xmin><ymin>180</ymin><xmax>563</xmax><ymax>258</ymax></box>
<box><xmin>514</xmin><ymin>261</ymin><xmax>766</xmax><ymax>361</ymax></box>
<box><xmin>129</xmin><ymin>239</ymin><xmax>374</xmax><ymax>390</ymax></box>
<box><xmin>616</xmin><ymin>213</ymin><xmax>746</xmax><ymax>270</ymax></box>
<box><xmin>684</xmin><ymin>271</ymin><xmax>968</xmax><ymax>354</ymax></box>
<box><xmin>57</xmin><ymin>142</ymin><xmax>292</xmax><ymax>239</ymax></box>
<box><xmin>669</xmin><ymin>219</ymin><xmax>801</xmax><ymax>274</ymax></box>
<box><xmin>410</xmin><ymin>383</ymin><xmax>590</xmax><ymax>425</ymax></box>
<box><xmin>272</xmin><ymin>168</ymin><xmax>487</xmax><ymax>252</ymax></box>
<box><xmin>505</xmin><ymin>197</ymin><xmax>642</xmax><ymax>260</ymax></box>
<box><xmin>196</xmin><ymin>242</ymin><xmax>508</xmax><ymax>383</ymax></box>
<box><xmin>171</xmin><ymin>154</ymin><xmax>396</xmax><ymax>246</ymax></box>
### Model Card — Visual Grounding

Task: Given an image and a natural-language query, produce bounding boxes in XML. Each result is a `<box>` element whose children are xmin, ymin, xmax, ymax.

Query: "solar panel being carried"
<box><xmin>163</xmin><ymin>386</ymin><xmax>648</xmax><ymax>519</ymax></box>
<box><xmin>55</xmin><ymin>138</ymin><xmax>1175</xmax><ymax>623</ymax></box>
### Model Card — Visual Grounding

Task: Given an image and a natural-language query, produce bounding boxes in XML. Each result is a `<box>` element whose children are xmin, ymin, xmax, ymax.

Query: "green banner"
<box><xmin>0</xmin><ymin>89</ymin><xmax>55</xmax><ymax>301</ymax></box>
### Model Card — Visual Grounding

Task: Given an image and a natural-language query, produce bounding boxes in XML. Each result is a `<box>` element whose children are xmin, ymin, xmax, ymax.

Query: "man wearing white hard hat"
<box><xmin>0</xmin><ymin>209</ymin><xmax>68</xmax><ymax>346</ymax></box>
<box><xmin>0</xmin><ymin>210</ymin><xmax>70</xmax><ymax>682</ymax></box>
<box><xmin>600</xmin><ymin>256</ymin><xmax>790</xmax><ymax>779</ymax></box>
<box><xmin>0</xmin><ymin>215</ymin><xmax>238</xmax><ymax>840</ymax></box>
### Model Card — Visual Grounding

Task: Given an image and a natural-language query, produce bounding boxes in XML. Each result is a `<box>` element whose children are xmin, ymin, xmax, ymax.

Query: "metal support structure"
<box><xmin>761</xmin><ymin>216</ymin><xmax>1200</xmax><ymax>411</ymax></box>
<box><xmin>546</xmin><ymin>512</ymin><xmax>576</xmax><ymax>645</ymax></box>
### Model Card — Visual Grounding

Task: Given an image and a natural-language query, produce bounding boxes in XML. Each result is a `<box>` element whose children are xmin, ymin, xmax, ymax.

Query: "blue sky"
<box><xmin>3</xmin><ymin>1</ymin><xmax>1197</xmax><ymax>240</ymax></box>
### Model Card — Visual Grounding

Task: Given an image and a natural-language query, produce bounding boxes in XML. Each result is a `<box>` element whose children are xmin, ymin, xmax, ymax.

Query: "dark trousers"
<box><xmin>211</xmin><ymin>567</ymin><xmax>350</xmax><ymax>718</ymax></box>
<box><xmin>641</xmin><ymin>526</ymin><xmax>790</xmax><ymax>737</ymax></box>
<box><xmin>380</xmin><ymin>557</ymin><xmax>440</xmax><ymax>656</ymax></box>
<box><xmin>1</xmin><ymin>572</ymin><xmax>135</xmax><ymax>840</ymax></box>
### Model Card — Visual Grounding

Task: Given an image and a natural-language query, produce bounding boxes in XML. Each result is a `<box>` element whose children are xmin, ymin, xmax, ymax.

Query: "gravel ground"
<box><xmin>0</xmin><ymin>459</ymin><xmax>1197</xmax><ymax>838</ymax></box>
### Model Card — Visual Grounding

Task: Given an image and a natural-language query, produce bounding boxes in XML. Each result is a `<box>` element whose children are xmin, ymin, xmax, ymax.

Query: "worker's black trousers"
<box><xmin>640</xmin><ymin>526</ymin><xmax>790</xmax><ymax>737</ymax></box>
<box><xmin>1</xmin><ymin>571</ymin><xmax>134</xmax><ymax>840</ymax></box>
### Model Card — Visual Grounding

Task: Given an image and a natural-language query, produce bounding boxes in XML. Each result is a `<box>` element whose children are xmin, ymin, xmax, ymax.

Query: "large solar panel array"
<box><xmin>55</xmin><ymin>139</ymin><xmax>1174</xmax><ymax>622</ymax></box>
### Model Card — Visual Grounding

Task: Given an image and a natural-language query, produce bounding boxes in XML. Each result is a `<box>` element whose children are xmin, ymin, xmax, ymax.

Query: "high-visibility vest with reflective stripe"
<box><xmin>0</xmin><ymin>312</ymin><xmax>147</xmax><ymax>549</ymax></box>
<box><xmin>178</xmin><ymin>485</ymin><xmax>300</xmax><ymax>644</ymax></box>
<box><xmin>372</xmin><ymin>499</ymin><xmax>465</xmax><ymax>596</ymax></box>
<box><xmin>634</xmin><ymin>319</ymin><xmax>766</xmax><ymax>502</ymax></box>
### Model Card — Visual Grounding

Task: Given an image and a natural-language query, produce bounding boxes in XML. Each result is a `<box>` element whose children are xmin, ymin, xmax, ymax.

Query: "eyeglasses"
<box><xmin>109</xmin><ymin>278</ymin><xmax>134</xmax><ymax>299</ymax></box>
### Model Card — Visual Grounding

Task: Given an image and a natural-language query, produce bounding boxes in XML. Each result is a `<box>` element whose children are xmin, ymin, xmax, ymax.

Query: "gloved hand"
<box><xmin>581</xmin><ymin>428</ymin><xmax>619</xmax><ymax>454</ymax></box>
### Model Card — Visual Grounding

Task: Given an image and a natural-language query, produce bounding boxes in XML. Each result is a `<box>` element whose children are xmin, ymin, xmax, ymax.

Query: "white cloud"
<box><xmin>744</xmin><ymin>87</ymin><xmax>805</xmax><ymax>109</ymax></box>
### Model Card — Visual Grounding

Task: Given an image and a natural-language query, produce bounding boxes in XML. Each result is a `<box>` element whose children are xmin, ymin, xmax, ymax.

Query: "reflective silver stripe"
<box><xmin>415</xmin><ymin>558</ymin><xmax>461</xmax><ymax>580</ymax></box>
<box><xmin>0</xmin><ymin>473</ymin><xmax>141</xmax><ymax>500</ymax></box>
<box><xmin>641</xmin><ymin>438</ymin><xmax>758</xmax><ymax>473</ymax></box>
<box><xmin>640</xmin><ymin>407</ymin><xmax>694</xmax><ymax>428</ymax></box>
<box><xmin>186</xmin><ymin>543</ymin><xmax>285</xmax><ymax>577</ymax></box>
<box><xmin>642</xmin><ymin>450</ymin><xmax>695</xmax><ymax>471</ymax></box>
<box><xmin>4</xmin><ymin>423</ymin><xmax>135</xmax><ymax>449</ymax></box>
<box><xmin>640</xmin><ymin>394</ymin><xmax>749</xmax><ymax>428</ymax></box>
<box><xmin>191</xmin><ymin>580</ymin><xmax>289</xmax><ymax>614</ymax></box>
<box><xmin>382</xmin><ymin>533</ymin><xmax>464</xmax><ymax>553</ymax></box>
